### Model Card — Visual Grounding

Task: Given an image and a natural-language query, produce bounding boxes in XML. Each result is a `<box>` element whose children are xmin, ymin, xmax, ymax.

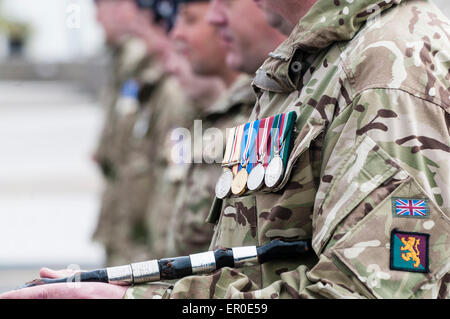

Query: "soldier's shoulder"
<box><xmin>339</xmin><ymin>0</ymin><xmax>450</xmax><ymax>111</ymax></box>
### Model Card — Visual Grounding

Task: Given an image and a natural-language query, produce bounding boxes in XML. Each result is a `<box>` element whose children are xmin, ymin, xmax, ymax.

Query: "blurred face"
<box><xmin>170</xmin><ymin>3</ymin><xmax>227</xmax><ymax>76</ymax></box>
<box><xmin>207</xmin><ymin>0</ymin><xmax>286</xmax><ymax>74</ymax></box>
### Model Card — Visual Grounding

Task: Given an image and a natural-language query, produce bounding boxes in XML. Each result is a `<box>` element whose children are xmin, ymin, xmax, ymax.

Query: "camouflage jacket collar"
<box><xmin>253</xmin><ymin>0</ymin><xmax>404</xmax><ymax>93</ymax></box>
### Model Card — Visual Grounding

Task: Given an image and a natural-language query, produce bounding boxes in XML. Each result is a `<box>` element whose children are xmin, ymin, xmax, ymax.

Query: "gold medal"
<box><xmin>231</xmin><ymin>168</ymin><xmax>249</xmax><ymax>196</ymax></box>
<box><xmin>231</xmin><ymin>121</ymin><xmax>257</xmax><ymax>196</ymax></box>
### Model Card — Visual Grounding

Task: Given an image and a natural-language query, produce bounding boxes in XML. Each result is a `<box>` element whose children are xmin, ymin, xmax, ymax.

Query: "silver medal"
<box><xmin>264</xmin><ymin>155</ymin><xmax>284</xmax><ymax>188</ymax></box>
<box><xmin>215</xmin><ymin>168</ymin><xmax>234</xmax><ymax>199</ymax></box>
<box><xmin>247</xmin><ymin>163</ymin><xmax>266</xmax><ymax>191</ymax></box>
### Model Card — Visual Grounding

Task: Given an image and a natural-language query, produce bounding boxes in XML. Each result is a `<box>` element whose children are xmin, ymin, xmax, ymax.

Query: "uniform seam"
<box><xmin>337</xmin><ymin>47</ymin><xmax>357</xmax><ymax>96</ymax></box>
<box><xmin>354</xmin><ymin>85</ymin><xmax>449</xmax><ymax>113</ymax></box>
<box><xmin>337</xmin><ymin>46</ymin><xmax>449</xmax><ymax>114</ymax></box>
<box><xmin>337</xmin><ymin>85</ymin><xmax>449</xmax><ymax>117</ymax></box>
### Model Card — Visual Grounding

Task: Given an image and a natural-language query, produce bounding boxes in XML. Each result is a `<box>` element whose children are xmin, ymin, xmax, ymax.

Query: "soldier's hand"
<box><xmin>0</xmin><ymin>267</ymin><xmax>127</xmax><ymax>299</ymax></box>
<box><xmin>0</xmin><ymin>283</ymin><xmax>127</xmax><ymax>299</ymax></box>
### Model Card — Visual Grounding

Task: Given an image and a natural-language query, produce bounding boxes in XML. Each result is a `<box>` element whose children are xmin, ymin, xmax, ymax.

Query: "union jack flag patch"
<box><xmin>392</xmin><ymin>198</ymin><xmax>429</xmax><ymax>218</ymax></box>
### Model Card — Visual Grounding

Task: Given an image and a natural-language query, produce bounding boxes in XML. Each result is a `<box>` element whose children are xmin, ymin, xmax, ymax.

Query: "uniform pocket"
<box><xmin>312</xmin><ymin>134</ymin><xmax>401</xmax><ymax>254</ymax></box>
<box><xmin>210</xmin><ymin>195</ymin><xmax>258</xmax><ymax>249</ymax></box>
<box><xmin>330</xmin><ymin>177</ymin><xmax>450</xmax><ymax>299</ymax></box>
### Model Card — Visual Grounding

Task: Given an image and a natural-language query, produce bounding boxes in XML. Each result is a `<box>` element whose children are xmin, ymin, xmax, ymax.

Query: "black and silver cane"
<box><xmin>20</xmin><ymin>239</ymin><xmax>310</xmax><ymax>288</ymax></box>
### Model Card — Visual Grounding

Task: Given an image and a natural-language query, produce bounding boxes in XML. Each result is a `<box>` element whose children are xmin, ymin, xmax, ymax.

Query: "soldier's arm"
<box><xmin>92</xmin><ymin>89</ymin><xmax>119</xmax><ymax>177</ymax></box>
<box><xmin>266</xmin><ymin>89</ymin><xmax>449</xmax><ymax>299</ymax></box>
<box><xmin>281</xmin><ymin>88</ymin><xmax>450</xmax><ymax>299</ymax></box>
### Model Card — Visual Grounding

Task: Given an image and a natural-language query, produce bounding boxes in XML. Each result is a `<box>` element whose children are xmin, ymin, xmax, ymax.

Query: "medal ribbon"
<box><xmin>257</xmin><ymin>116</ymin><xmax>274</xmax><ymax>169</ymax></box>
<box><xmin>246</xmin><ymin>120</ymin><xmax>260</xmax><ymax>173</ymax></box>
<box><xmin>238</xmin><ymin>122</ymin><xmax>251</xmax><ymax>171</ymax></box>
<box><xmin>276</xmin><ymin>113</ymin><xmax>287</xmax><ymax>154</ymax></box>
<box><xmin>279</xmin><ymin>113</ymin><xmax>291</xmax><ymax>155</ymax></box>
<box><xmin>222</xmin><ymin>127</ymin><xmax>236</xmax><ymax>166</ymax></box>
<box><xmin>231</xmin><ymin>124</ymin><xmax>245</xmax><ymax>176</ymax></box>
<box><xmin>268</xmin><ymin>114</ymin><xmax>282</xmax><ymax>161</ymax></box>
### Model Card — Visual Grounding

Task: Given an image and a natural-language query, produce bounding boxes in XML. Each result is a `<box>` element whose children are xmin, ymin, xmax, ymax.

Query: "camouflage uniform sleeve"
<box><xmin>302</xmin><ymin>88</ymin><xmax>450</xmax><ymax>299</ymax></box>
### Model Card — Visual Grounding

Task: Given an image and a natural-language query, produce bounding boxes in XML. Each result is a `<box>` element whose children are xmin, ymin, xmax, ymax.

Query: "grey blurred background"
<box><xmin>0</xmin><ymin>0</ymin><xmax>448</xmax><ymax>293</ymax></box>
<box><xmin>0</xmin><ymin>0</ymin><xmax>106</xmax><ymax>293</ymax></box>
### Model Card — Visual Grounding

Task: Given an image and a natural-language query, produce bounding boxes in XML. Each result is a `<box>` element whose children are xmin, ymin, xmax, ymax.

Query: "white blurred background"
<box><xmin>0</xmin><ymin>0</ymin><xmax>448</xmax><ymax>293</ymax></box>
<box><xmin>0</xmin><ymin>0</ymin><xmax>103</xmax><ymax>62</ymax></box>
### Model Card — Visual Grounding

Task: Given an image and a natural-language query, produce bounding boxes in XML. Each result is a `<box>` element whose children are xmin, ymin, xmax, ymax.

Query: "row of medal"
<box><xmin>215</xmin><ymin>111</ymin><xmax>297</xmax><ymax>199</ymax></box>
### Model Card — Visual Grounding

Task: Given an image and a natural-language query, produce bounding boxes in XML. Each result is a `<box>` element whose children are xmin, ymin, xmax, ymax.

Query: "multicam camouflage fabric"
<box><xmin>165</xmin><ymin>75</ymin><xmax>255</xmax><ymax>258</ymax></box>
<box><xmin>125</xmin><ymin>0</ymin><xmax>450</xmax><ymax>299</ymax></box>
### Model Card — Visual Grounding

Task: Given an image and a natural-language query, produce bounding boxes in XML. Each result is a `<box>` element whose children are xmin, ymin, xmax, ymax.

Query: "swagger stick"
<box><xmin>20</xmin><ymin>239</ymin><xmax>311</xmax><ymax>288</ymax></box>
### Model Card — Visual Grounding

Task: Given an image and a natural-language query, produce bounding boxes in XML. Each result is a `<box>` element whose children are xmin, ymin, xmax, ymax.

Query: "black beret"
<box><xmin>136</xmin><ymin>0</ymin><xmax>178</xmax><ymax>31</ymax></box>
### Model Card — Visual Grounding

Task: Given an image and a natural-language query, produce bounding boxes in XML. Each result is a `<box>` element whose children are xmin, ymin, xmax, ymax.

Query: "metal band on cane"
<box><xmin>131</xmin><ymin>260</ymin><xmax>160</xmax><ymax>284</ymax></box>
<box><xmin>190</xmin><ymin>251</ymin><xmax>217</xmax><ymax>274</ymax></box>
<box><xmin>106</xmin><ymin>265</ymin><xmax>133</xmax><ymax>285</ymax></box>
<box><xmin>232</xmin><ymin>246</ymin><xmax>258</xmax><ymax>268</ymax></box>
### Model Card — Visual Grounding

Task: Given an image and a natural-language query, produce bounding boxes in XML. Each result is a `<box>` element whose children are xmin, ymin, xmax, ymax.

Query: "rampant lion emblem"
<box><xmin>400</xmin><ymin>237</ymin><xmax>421</xmax><ymax>268</ymax></box>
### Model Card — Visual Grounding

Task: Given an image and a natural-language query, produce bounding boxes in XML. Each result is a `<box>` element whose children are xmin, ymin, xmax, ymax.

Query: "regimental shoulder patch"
<box><xmin>390</xmin><ymin>229</ymin><xmax>430</xmax><ymax>273</ymax></box>
<box><xmin>391</xmin><ymin>198</ymin><xmax>430</xmax><ymax>218</ymax></box>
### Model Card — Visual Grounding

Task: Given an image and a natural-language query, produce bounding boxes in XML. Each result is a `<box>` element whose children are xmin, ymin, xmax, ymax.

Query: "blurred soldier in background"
<box><xmin>130</xmin><ymin>0</ymin><xmax>231</xmax><ymax>261</ymax></box>
<box><xmin>92</xmin><ymin>0</ymin><xmax>151</xmax><ymax>265</ymax></box>
<box><xmin>92</xmin><ymin>0</ymin><xmax>197</xmax><ymax>266</ymax></box>
<box><xmin>163</xmin><ymin>0</ymin><xmax>287</xmax><ymax>261</ymax></box>
<box><xmin>144</xmin><ymin>0</ymin><xmax>243</xmax><ymax>259</ymax></box>
<box><xmin>91</xmin><ymin>0</ymin><xmax>147</xmax><ymax>180</ymax></box>
<box><xmin>163</xmin><ymin>0</ymin><xmax>252</xmax><ymax>258</ymax></box>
